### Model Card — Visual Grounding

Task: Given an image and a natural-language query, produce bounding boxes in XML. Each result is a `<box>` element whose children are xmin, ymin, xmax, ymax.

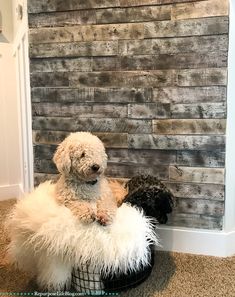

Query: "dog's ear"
<box><xmin>53</xmin><ymin>139</ymin><xmax>71</xmax><ymax>175</ymax></box>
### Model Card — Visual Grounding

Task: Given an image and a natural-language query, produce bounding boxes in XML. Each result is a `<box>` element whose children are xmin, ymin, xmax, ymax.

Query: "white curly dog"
<box><xmin>6</xmin><ymin>132</ymin><xmax>158</xmax><ymax>291</ymax></box>
<box><xmin>54</xmin><ymin>132</ymin><xmax>117</xmax><ymax>226</ymax></box>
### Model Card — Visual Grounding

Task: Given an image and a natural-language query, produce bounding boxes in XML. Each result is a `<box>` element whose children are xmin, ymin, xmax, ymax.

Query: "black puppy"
<box><xmin>123</xmin><ymin>175</ymin><xmax>174</xmax><ymax>224</ymax></box>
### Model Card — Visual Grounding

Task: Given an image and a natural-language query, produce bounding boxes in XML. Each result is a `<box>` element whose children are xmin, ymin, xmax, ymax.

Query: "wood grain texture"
<box><xmin>169</xmin><ymin>166</ymin><xmax>225</xmax><ymax>184</ymax></box>
<box><xmin>175</xmin><ymin>198</ymin><xmax>224</xmax><ymax>217</ymax></box>
<box><xmin>164</xmin><ymin>182</ymin><xmax>224</xmax><ymax>200</ymax></box>
<box><xmin>120</xmin><ymin>0</ymin><xmax>207</xmax><ymax>7</ymax></box>
<box><xmin>29</xmin><ymin>23</ymin><xmax>144</xmax><ymax>43</ymax></box>
<box><xmin>166</xmin><ymin>213</ymin><xmax>222</xmax><ymax>230</ymax></box>
<box><xmin>171</xmin><ymin>0</ymin><xmax>229</xmax><ymax>20</ymax></box>
<box><xmin>128</xmin><ymin>134</ymin><xmax>225</xmax><ymax>150</ymax></box>
<box><xmin>144</xmin><ymin>17</ymin><xmax>228</xmax><ymax>38</ymax></box>
<box><xmin>118</xmin><ymin>35</ymin><xmax>228</xmax><ymax>56</ymax></box>
<box><xmin>33</xmin><ymin>117</ymin><xmax>152</xmax><ymax>133</ymax></box>
<box><xmin>29</xmin><ymin>41</ymin><xmax>118</xmax><ymax>58</ymax></box>
<box><xmin>153</xmin><ymin>119</ymin><xmax>226</xmax><ymax>134</ymax></box>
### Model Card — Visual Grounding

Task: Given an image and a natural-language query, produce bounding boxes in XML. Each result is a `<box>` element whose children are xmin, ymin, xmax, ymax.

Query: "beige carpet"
<box><xmin>0</xmin><ymin>199</ymin><xmax>235</xmax><ymax>297</ymax></box>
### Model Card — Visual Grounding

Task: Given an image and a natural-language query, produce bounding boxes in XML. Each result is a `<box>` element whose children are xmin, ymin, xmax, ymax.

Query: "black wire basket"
<box><xmin>71</xmin><ymin>248</ymin><xmax>155</xmax><ymax>296</ymax></box>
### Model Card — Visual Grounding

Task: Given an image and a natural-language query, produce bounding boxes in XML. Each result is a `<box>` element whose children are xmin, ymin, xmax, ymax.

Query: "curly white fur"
<box><xmin>6</xmin><ymin>181</ymin><xmax>158</xmax><ymax>290</ymax></box>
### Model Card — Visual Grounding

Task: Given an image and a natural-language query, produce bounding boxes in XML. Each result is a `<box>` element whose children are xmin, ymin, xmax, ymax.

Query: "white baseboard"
<box><xmin>156</xmin><ymin>226</ymin><xmax>235</xmax><ymax>257</ymax></box>
<box><xmin>0</xmin><ymin>184</ymin><xmax>24</xmax><ymax>200</ymax></box>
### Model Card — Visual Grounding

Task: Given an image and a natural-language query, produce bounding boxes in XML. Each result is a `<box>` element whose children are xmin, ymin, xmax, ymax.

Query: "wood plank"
<box><xmin>31</xmin><ymin>88</ymin><xmax>94</xmax><ymax>103</ymax></box>
<box><xmin>34</xmin><ymin>159</ymin><xmax>57</xmax><ymax>174</ymax></box>
<box><xmin>92</xmin><ymin>57</ymin><xmax>118</xmax><ymax>71</ymax></box>
<box><xmin>30</xmin><ymin>70</ymin><xmax>176</xmax><ymax>88</ymax></box>
<box><xmin>164</xmin><ymin>182</ymin><xmax>224</xmax><ymax>200</ymax></box>
<box><xmin>34</xmin><ymin>173</ymin><xmax>59</xmax><ymax>187</ymax></box>
<box><xmin>152</xmin><ymin>86</ymin><xmax>226</xmax><ymax>104</ymax></box>
<box><xmin>166</xmin><ymin>213</ymin><xmax>222</xmax><ymax>230</ymax></box>
<box><xmin>93</xmin><ymin>87</ymin><xmax>153</xmax><ymax>103</ymax></box>
<box><xmin>118</xmin><ymin>35</ymin><xmax>228</xmax><ymax>56</ymax></box>
<box><xmin>171</xmin><ymin>103</ymin><xmax>226</xmax><ymax>119</ymax></box>
<box><xmin>128</xmin><ymin>103</ymin><xmax>171</xmax><ymax>119</ymax></box>
<box><xmin>31</xmin><ymin>87</ymin><xmax>154</xmax><ymax>103</ymax></box>
<box><xmin>29</xmin><ymin>10</ymin><xmax>96</xmax><ymax>28</ymax></box>
<box><xmin>153</xmin><ymin>119</ymin><xmax>226</xmax><ymax>134</ymax></box>
<box><xmin>169</xmin><ymin>166</ymin><xmax>225</xmax><ymax>184</ymax></box>
<box><xmin>29</xmin><ymin>23</ymin><xmax>144</xmax><ymax>43</ymax></box>
<box><xmin>177</xmin><ymin>68</ymin><xmax>227</xmax><ymax>86</ymax></box>
<box><xmin>119</xmin><ymin>0</ymin><xmax>206</xmax><ymax>7</ymax></box>
<box><xmin>106</xmin><ymin>148</ymin><xmax>177</xmax><ymax>165</ymax></box>
<box><xmin>33</xmin><ymin>130</ymin><xmax>70</xmax><ymax>145</ymax></box>
<box><xmin>32</xmin><ymin>102</ymin><xmax>127</xmax><ymax>118</ymax></box>
<box><xmin>32</xmin><ymin>117</ymin><xmax>152</xmax><ymax>133</ymax></box>
<box><xmin>175</xmin><ymin>198</ymin><xmax>224</xmax><ymax>217</ymax></box>
<box><xmin>128</xmin><ymin>134</ymin><xmax>225</xmax><ymax>150</ymax></box>
<box><xmin>118</xmin><ymin>52</ymin><xmax>227</xmax><ymax>70</ymax></box>
<box><xmin>29</xmin><ymin>41</ymin><xmax>118</xmax><ymax>58</ymax></box>
<box><xmin>30</xmin><ymin>58</ymin><xmax>92</xmax><ymax>73</ymax></box>
<box><xmin>96</xmin><ymin>5</ymin><xmax>171</xmax><ymax>24</ymax></box>
<box><xmin>176</xmin><ymin>151</ymin><xmax>225</xmax><ymax>168</ymax></box>
<box><xmin>172</xmin><ymin>0</ymin><xmax>229</xmax><ymax>20</ymax></box>
<box><xmin>28</xmin><ymin>0</ymin><xmax>120</xmax><ymax>13</ymax></box>
<box><xmin>33</xmin><ymin>131</ymin><xmax>128</xmax><ymax>148</ymax></box>
<box><xmin>144</xmin><ymin>17</ymin><xmax>228</xmax><ymax>38</ymax></box>
<box><xmin>106</xmin><ymin>163</ymin><xmax>169</xmax><ymax>180</ymax></box>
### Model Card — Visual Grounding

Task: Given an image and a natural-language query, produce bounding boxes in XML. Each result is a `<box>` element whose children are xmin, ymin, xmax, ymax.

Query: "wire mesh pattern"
<box><xmin>71</xmin><ymin>249</ymin><xmax>154</xmax><ymax>296</ymax></box>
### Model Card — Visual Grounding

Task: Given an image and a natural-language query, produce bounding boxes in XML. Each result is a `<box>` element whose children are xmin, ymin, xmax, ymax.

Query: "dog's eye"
<box><xmin>81</xmin><ymin>152</ymin><xmax>85</xmax><ymax>158</ymax></box>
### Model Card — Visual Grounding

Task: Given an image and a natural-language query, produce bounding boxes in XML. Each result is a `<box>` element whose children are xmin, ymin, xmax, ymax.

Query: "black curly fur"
<box><xmin>123</xmin><ymin>175</ymin><xmax>174</xmax><ymax>224</ymax></box>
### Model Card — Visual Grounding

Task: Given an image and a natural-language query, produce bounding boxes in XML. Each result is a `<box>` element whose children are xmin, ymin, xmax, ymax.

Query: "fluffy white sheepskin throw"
<box><xmin>7</xmin><ymin>181</ymin><xmax>158</xmax><ymax>290</ymax></box>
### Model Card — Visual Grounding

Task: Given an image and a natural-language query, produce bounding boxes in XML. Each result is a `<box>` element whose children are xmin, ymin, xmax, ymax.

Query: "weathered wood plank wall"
<box><xmin>28</xmin><ymin>0</ymin><xmax>229</xmax><ymax>230</ymax></box>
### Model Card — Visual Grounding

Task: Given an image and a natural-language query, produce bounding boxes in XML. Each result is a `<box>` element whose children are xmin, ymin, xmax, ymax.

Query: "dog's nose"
<box><xmin>91</xmin><ymin>164</ymin><xmax>100</xmax><ymax>172</ymax></box>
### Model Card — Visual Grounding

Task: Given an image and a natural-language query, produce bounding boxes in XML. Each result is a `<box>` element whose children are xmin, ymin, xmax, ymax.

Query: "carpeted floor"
<box><xmin>0</xmin><ymin>199</ymin><xmax>235</xmax><ymax>297</ymax></box>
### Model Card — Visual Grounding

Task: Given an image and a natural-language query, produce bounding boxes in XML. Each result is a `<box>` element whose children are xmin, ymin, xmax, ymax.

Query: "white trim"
<box><xmin>156</xmin><ymin>226</ymin><xmax>235</xmax><ymax>257</ymax></box>
<box><xmin>0</xmin><ymin>184</ymin><xmax>24</xmax><ymax>200</ymax></box>
<box><xmin>224</xmin><ymin>0</ymin><xmax>235</xmax><ymax>232</ymax></box>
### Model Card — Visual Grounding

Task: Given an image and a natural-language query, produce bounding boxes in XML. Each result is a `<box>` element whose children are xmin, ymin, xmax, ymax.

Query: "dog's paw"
<box><xmin>79</xmin><ymin>212</ymin><xmax>96</xmax><ymax>224</ymax></box>
<box><xmin>96</xmin><ymin>211</ymin><xmax>113</xmax><ymax>226</ymax></box>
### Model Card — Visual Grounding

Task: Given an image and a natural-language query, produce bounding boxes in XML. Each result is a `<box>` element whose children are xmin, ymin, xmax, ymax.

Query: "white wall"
<box><xmin>0</xmin><ymin>0</ymin><xmax>29</xmax><ymax>199</ymax></box>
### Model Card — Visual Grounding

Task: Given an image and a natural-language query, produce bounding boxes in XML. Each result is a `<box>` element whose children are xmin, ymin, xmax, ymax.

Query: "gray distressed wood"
<box><xmin>176</xmin><ymin>151</ymin><xmax>225</xmax><ymax>168</ymax></box>
<box><xmin>92</xmin><ymin>57</ymin><xmax>118</xmax><ymax>71</ymax></box>
<box><xmin>28</xmin><ymin>0</ymin><xmax>120</xmax><ymax>13</ymax></box>
<box><xmin>29</xmin><ymin>41</ymin><xmax>118</xmax><ymax>58</ymax></box>
<box><xmin>29</xmin><ymin>10</ymin><xmax>96</xmax><ymax>28</ymax></box>
<box><xmin>153</xmin><ymin>119</ymin><xmax>226</xmax><ymax>134</ymax></box>
<box><xmin>31</xmin><ymin>88</ymin><xmax>94</xmax><ymax>103</ymax></box>
<box><xmin>169</xmin><ymin>166</ymin><xmax>225</xmax><ymax>184</ymax></box>
<box><xmin>177</xmin><ymin>68</ymin><xmax>227</xmax><ymax>86</ymax></box>
<box><xmin>120</xmin><ymin>0</ymin><xmax>207</xmax><ymax>7</ymax></box>
<box><xmin>96</xmin><ymin>6</ymin><xmax>171</xmax><ymax>24</ymax></box>
<box><xmin>118</xmin><ymin>35</ymin><xmax>228</xmax><ymax>56</ymax></box>
<box><xmin>93</xmin><ymin>88</ymin><xmax>153</xmax><ymax>103</ymax></box>
<box><xmin>152</xmin><ymin>86</ymin><xmax>226</xmax><ymax>104</ymax></box>
<box><xmin>34</xmin><ymin>173</ymin><xmax>59</xmax><ymax>186</ymax></box>
<box><xmin>107</xmin><ymin>149</ymin><xmax>177</xmax><ymax>165</ymax></box>
<box><xmin>144</xmin><ymin>17</ymin><xmax>229</xmax><ymax>38</ymax></box>
<box><xmin>171</xmin><ymin>103</ymin><xmax>226</xmax><ymax>119</ymax></box>
<box><xmin>128</xmin><ymin>103</ymin><xmax>171</xmax><ymax>119</ymax></box>
<box><xmin>32</xmin><ymin>103</ymin><xmax>127</xmax><ymax>118</ymax></box>
<box><xmin>128</xmin><ymin>134</ymin><xmax>225</xmax><ymax>150</ymax></box>
<box><xmin>106</xmin><ymin>163</ymin><xmax>169</xmax><ymax>180</ymax></box>
<box><xmin>33</xmin><ymin>131</ymin><xmax>128</xmax><ymax>148</ymax></box>
<box><xmin>119</xmin><ymin>52</ymin><xmax>227</xmax><ymax>70</ymax></box>
<box><xmin>31</xmin><ymin>70</ymin><xmax>176</xmax><ymax>88</ymax></box>
<box><xmin>175</xmin><ymin>198</ymin><xmax>224</xmax><ymax>217</ymax></box>
<box><xmin>166</xmin><ymin>213</ymin><xmax>222</xmax><ymax>230</ymax></box>
<box><xmin>31</xmin><ymin>87</ymin><xmax>154</xmax><ymax>103</ymax></box>
<box><xmin>171</xmin><ymin>0</ymin><xmax>229</xmax><ymax>20</ymax></box>
<box><xmin>164</xmin><ymin>182</ymin><xmax>224</xmax><ymax>200</ymax></box>
<box><xmin>30</xmin><ymin>58</ymin><xmax>92</xmax><ymax>73</ymax></box>
<box><xmin>33</xmin><ymin>117</ymin><xmax>152</xmax><ymax>133</ymax></box>
<box><xmin>29</xmin><ymin>23</ymin><xmax>144</xmax><ymax>43</ymax></box>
